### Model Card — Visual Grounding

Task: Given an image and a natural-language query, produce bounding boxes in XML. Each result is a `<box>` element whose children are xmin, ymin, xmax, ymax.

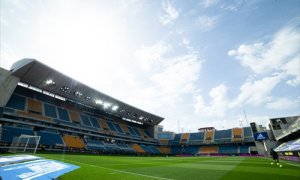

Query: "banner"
<box><xmin>253</xmin><ymin>132</ymin><xmax>269</xmax><ymax>141</ymax></box>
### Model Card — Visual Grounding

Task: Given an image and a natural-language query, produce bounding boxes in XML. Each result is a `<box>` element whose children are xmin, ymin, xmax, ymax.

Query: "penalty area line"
<box><xmin>64</xmin><ymin>159</ymin><xmax>174</xmax><ymax>180</ymax></box>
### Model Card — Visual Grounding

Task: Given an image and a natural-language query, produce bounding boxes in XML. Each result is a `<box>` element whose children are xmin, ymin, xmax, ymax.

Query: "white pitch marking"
<box><xmin>286</xmin><ymin>163</ymin><xmax>300</xmax><ymax>167</ymax></box>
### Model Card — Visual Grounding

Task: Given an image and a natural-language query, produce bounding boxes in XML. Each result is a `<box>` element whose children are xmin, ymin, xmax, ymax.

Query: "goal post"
<box><xmin>9</xmin><ymin>134</ymin><xmax>41</xmax><ymax>154</ymax></box>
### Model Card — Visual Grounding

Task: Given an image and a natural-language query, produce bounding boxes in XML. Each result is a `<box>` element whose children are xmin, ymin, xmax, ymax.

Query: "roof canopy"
<box><xmin>11</xmin><ymin>59</ymin><xmax>164</xmax><ymax>125</ymax></box>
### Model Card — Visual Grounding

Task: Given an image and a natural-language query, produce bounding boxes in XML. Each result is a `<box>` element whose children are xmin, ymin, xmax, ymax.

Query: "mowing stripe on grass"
<box><xmin>286</xmin><ymin>163</ymin><xmax>300</xmax><ymax>167</ymax></box>
<box><xmin>60</xmin><ymin>158</ymin><xmax>174</xmax><ymax>180</ymax></box>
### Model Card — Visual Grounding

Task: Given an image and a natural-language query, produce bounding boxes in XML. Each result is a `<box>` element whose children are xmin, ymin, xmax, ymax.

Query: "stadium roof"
<box><xmin>10</xmin><ymin>58</ymin><xmax>164</xmax><ymax>125</ymax></box>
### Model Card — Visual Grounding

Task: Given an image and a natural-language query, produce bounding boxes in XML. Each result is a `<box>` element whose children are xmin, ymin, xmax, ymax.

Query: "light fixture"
<box><xmin>103</xmin><ymin>102</ymin><xmax>112</xmax><ymax>109</ymax></box>
<box><xmin>95</xmin><ymin>99</ymin><xmax>103</xmax><ymax>105</ymax></box>
<box><xmin>46</xmin><ymin>79</ymin><xmax>55</xmax><ymax>86</ymax></box>
<box><xmin>112</xmin><ymin>105</ymin><xmax>119</xmax><ymax>111</ymax></box>
<box><xmin>74</xmin><ymin>91</ymin><xmax>83</xmax><ymax>97</ymax></box>
<box><xmin>60</xmin><ymin>86</ymin><xmax>69</xmax><ymax>92</ymax></box>
<box><xmin>85</xmin><ymin>96</ymin><xmax>91</xmax><ymax>101</ymax></box>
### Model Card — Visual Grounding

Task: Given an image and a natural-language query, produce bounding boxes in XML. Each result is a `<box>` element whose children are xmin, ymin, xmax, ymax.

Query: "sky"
<box><xmin>0</xmin><ymin>0</ymin><xmax>299</xmax><ymax>133</ymax></box>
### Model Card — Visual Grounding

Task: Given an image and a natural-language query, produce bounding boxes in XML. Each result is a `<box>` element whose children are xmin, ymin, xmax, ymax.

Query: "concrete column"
<box><xmin>0</xmin><ymin>67</ymin><xmax>20</xmax><ymax>107</ymax></box>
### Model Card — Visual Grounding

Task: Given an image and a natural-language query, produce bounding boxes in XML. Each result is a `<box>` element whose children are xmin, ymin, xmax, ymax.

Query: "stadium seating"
<box><xmin>44</xmin><ymin>103</ymin><xmax>58</xmax><ymax>118</ymax></box>
<box><xmin>5</xmin><ymin>94</ymin><xmax>26</xmax><ymax>111</ymax></box>
<box><xmin>214</xmin><ymin>130</ymin><xmax>232</xmax><ymax>143</ymax></box>
<box><xmin>1</xmin><ymin>126</ymin><xmax>34</xmax><ymax>144</ymax></box>
<box><xmin>199</xmin><ymin>146</ymin><xmax>218</xmax><ymax>154</ymax></box>
<box><xmin>243</xmin><ymin>127</ymin><xmax>254</xmax><ymax>142</ymax></box>
<box><xmin>57</xmin><ymin>108</ymin><xmax>71</xmax><ymax>122</ymax></box>
<box><xmin>69</xmin><ymin>111</ymin><xmax>81</xmax><ymax>123</ymax></box>
<box><xmin>172</xmin><ymin>134</ymin><xmax>181</xmax><ymax>145</ymax></box>
<box><xmin>180</xmin><ymin>133</ymin><xmax>189</xmax><ymax>144</ymax></box>
<box><xmin>85</xmin><ymin>139</ymin><xmax>106</xmax><ymax>151</ymax></box>
<box><xmin>131</xmin><ymin>143</ymin><xmax>145</xmax><ymax>153</ymax></box>
<box><xmin>98</xmin><ymin>119</ymin><xmax>110</xmax><ymax>131</ymax></box>
<box><xmin>80</xmin><ymin>114</ymin><xmax>92</xmax><ymax>127</ymax></box>
<box><xmin>170</xmin><ymin>146</ymin><xmax>183</xmax><ymax>154</ymax></box>
<box><xmin>119</xmin><ymin>123</ymin><xmax>130</xmax><ymax>134</ymax></box>
<box><xmin>232</xmin><ymin>128</ymin><xmax>243</xmax><ymax>142</ymax></box>
<box><xmin>63</xmin><ymin>135</ymin><xmax>85</xmax><ymax>149</ymax></box>
<box><xmin>140</xmin><ymin>144</ymin><xmax>160</xmax><ymax>154</ymax></box>
<box><xmin>17</xmin><ymin>111</ymin><xmax>53</xmax><ymax>123</ymax></box>
<box><xmin>204</xmin><ymin>131</ymin><xmax>214</xmax><ymax>142</ymax></box>
<box><xmin>182</xmin><ymin>146</ymin><xmax>199</xmax><ymax>154</ymax></box>
<box><xmin>27</xmin><ymin>98</ymin><xmax>43</xmax><ymax>114</ymax></box>
<box><xmin>106</xmin><ymin>121</ymin><xmax>117</xmax><ymax>132</ymax></box>
<box><xmin>159</xmin><ymin>139</ymin><xmax>170</xmax><ymax>145</ymax></box>
<box><xmin>218</xmin><ymin>145</ymin><xmax>238</xmax><ymax>154</ymax></box>
<box><xmin>189</xmin><ymin>132</ymin><xmax>204</xmax><ymax>145</ymax></box>
<box><xmin>38</xmin><ymin>131</ymin><xmax>64</xmax><ymax>147</ymax></box>
<box><xmin>240</xmin><ymin>145</ymin><xmax>250</xmax><ymax>154</ymax></box>
<box><xmin>158</xmin><ymin>147</ymin><xmax>170</xmax><ymax>154</ymax></box>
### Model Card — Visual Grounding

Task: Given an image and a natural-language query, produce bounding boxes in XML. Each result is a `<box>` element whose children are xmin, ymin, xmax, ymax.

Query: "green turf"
<box><xmin>36</xmin><ymin>153</ymin><xmax>300</xmax><ymax>180</ymax></box>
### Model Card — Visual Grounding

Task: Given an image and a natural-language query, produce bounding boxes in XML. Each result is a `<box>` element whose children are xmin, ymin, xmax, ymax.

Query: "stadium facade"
<box><xmin>0</xmin><ymin>59</ymin><xmax>299</xmax><ymax>161</ymax></box>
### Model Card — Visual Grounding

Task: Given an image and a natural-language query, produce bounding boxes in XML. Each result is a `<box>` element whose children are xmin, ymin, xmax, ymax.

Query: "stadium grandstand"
<box><xmin>0</xmin><ymin>59</ymin><xmax>299</xmax><ymax>160</ymax></box>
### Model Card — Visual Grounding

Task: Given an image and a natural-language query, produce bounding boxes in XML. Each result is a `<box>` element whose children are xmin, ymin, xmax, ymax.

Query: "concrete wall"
<box><xmin>0</xmin><ymin>67</ymin><xmax>19</xmax><ymax>107</ymax></box>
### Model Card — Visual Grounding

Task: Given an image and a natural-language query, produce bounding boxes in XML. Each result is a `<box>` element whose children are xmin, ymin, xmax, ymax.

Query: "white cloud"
<box><xmin>132</xmin><ymin>41</ymin><xmax>202</xmax><ymax>122</ymax></box>
<box><xmin>266</xmin><ymin>98</ymin><xmax>297</xmax><ymax>110</ymax></box>
<box><xmin>194</xmin><ymin>84</ymin><xmax>228</xmax><ymax>117</ymax></box>
<box><xmin>202</xmin><ymin>0</ymin><xmax>219</xmax><ymax>8</ymax></box>
<box><xmin>134</xmin><ymin>41</ymin><xmax>171</xmax><ymax>71</ymax></box>
<box><xmin>195</xmin><ymin>15</ymin><xmax>218</xmax><ymax>31</ymax></box>
<box><xmin>0</xmin><ymin>43</ymin><xmax>21</xmax><ymax>70</ymax></box>
<box><xmin>231</xmin><ymin>74</ymin><xmax>283</xmax><ymax>107</ymax></box>
<box><xmin>228</xmin><ymin>24</ymin><xmax>300</xmax><ymax>108</ymax></box>
<box><xmin>151</xmin><ymin>53</ymin><xmax>201</xmax><ymax>94</ymax></box>
<box><xmin>228</xmin><ymin>24</ymin><xmax>300</xmax><ymax>75</ymax></box>
<box><xmin>159</xmin><ymin>0</ymin><xmax>179</xmax><ymax>26</ymax></box>
<box><xmin>282</xmin><ymin>55</ymin><xmax>300</xmax><ymax>86</ymax></box>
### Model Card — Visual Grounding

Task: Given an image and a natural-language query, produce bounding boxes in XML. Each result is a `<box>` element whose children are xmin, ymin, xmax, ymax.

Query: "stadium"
<box><xmin>0</xmin><ymin>59</ymin><xmax>299</xmax><ymax>179</ymax></box>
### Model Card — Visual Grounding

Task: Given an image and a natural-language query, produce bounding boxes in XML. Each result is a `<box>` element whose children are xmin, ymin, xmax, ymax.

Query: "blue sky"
<box><xmin>1</xmin><ymin>0</ymin><xmax>299</xmax><ymax>132</ymax></box>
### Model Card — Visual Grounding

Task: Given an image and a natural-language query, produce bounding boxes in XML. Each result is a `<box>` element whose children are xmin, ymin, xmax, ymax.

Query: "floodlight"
<box><xmin>60</xmin><ymin>86</ymin><xmax>69</xmax><ymax>92</ymax></box>
<box><xmin>74</xmin><ymin>91</ymin><xmax>83</xmax><ymax>97</ymax></box>
<box><xmin>46</xmin><ymin>79</ymin><xmax>55</xmax><ymax>86</ymax></box>
<box><xmin>112</xmin><ymin>105</ymin><xmax>119</xmax><ymax>111</ymax></box>
<box><xmin>85</xmin><ymin>96</ymin><xmax>91</xmax><ymax>101</ymax></box>
<box><xmin>103</xmin><ymin>102</ymin><xmax>112</xmax><ymax>109</ymax></box>
<box><xmin>95</xmin><ymin>99</ymin><xmax>103</xmax><ymax>105</ymax></box>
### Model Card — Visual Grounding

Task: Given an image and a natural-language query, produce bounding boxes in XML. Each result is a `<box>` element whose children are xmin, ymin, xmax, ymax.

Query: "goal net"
<box><xmin>9</xmin><ymin>135</ymin><xmax>41</xmax><ymax>154</ymax></box>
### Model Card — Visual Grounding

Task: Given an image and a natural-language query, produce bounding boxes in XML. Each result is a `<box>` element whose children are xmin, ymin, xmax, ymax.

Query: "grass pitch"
<box><xmin>37</xmin><ymin>153</ymin><xmax>300</xmax><ymax>180</ymax></box>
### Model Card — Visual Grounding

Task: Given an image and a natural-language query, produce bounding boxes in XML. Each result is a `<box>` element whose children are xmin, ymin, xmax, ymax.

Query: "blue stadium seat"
<box><xmin>170</xmin><ymin>146</ymin><xmax>183</xmax><ymax>154</ymax></box>
<box><xmin>182</xmin><ymin>146</ymin><xmax>199</xmax><ymax>154</ymax></box>
<box><xmin>173</xmin><ymin>134</ymin><xmax>181</xmax><ymax>142</ymax></box>
<box><xmin>113</xmin><ymin>123</ymin><xmax>124</xmax><ymax>134</ymax></box>
<box><xmin>6</xmin><ymin>94</ymin><xmax>26</xmax><ymax>111</ymax></box>
<box><xmin>132</xmin><ymin>127</ymin><xmax>141</xmax><ymax>136</ymax></box>
<box><xmin>189</xmin><ymin>132</ymin><xmax>204</xmax><ymax>144</ymax></box>
<box><xmin>106</xmin><ymin>121</ymin><xmax>117</xmax><ymax>132</ymax></box>
<box><xmin>128</xmin><ymin>126</ymin><xmax>138</xmax><ymax>136</ymax></box>
<box><xmin>57</xmin><ymin>108</ymin><xmax>70</xmax><ymax>121</ymax></box>
<box><xmin>80</xmin><ymin>114</ymin><xmax>92</xmax><ymax>127</ymax></box>
<box><xmin>218</xmin><ymin>145</ymin><xmax>238</xmax><ymax>154</ymax></box>
<box><xmin>214</xmin><ymin>130</ymin><xmax>232</xmax><ymax>139</ymax></box>
<box><xmin>243</xmin><ymin>127</ymin><xmax>253</xmax><ymax>137</ymax></box>
<box><xmin>240</xmin><ymin>145</ymin><xmax>250</xmax><ymax>154</ymax></box>
<box><xmin>44</xmin><ymin>103</ymin><xmax>57</xmax><ymax>118</ymax></box>
<box><xmin>38</xmin><ymin>131</ymin><xmax>64</xmax><ymax>146</ymax></box>
<box><xmin>1</xmin><ymin>126</ymin><xmax>34</xmax><ymax>143</ymax></box>
<box><xmin>89</xmin><ymin>116</ymin><xmax>100</xmax><ymax>128</ymax></box>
